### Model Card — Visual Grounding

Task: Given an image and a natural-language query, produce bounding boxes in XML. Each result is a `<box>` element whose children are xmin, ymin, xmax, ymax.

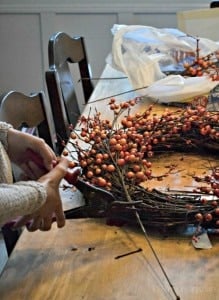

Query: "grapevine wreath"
<box><xmin>62</xmin><ymin>94</ymin><xmax>219</xmax><ymax>231</ymax></box>
<box><xmin>62</xmin><ymin>41</ymin><xmax>219</xmax><ymax>235</ymax></box>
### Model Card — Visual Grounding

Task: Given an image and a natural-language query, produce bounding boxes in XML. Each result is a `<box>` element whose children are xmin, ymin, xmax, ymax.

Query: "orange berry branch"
<box><xmin>182</xmin><ymin>36</ymin><xmax>219</xmax><ymax>80</ymax></box>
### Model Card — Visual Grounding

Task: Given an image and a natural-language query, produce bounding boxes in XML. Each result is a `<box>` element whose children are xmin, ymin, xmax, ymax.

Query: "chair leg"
<box><xmin>1</xmin><ymin>226</ymin><xmax>22</xmax><ymax>256</ymax></box>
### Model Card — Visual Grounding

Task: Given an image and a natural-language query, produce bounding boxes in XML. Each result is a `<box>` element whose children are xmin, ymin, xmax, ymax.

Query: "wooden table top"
<box><xmin>0</xmin><ymin>218</ymin><xmax>219</xmax><ymax>300</ymax></box>
<box><xmin>1</xmin><ymin>64</ymin><xmax>219</xmax><ymax>300</ymax></box>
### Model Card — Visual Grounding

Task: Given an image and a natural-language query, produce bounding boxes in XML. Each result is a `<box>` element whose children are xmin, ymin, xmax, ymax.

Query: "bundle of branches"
<box><xmin>65</xmin><ymin>96</ymin><xmax>219</xmax><ymax>229</ymax></box>
<box><xmin>107</xmin><ymin>186</ymin><xmax>219</xmax><ymax>229</ymax></box>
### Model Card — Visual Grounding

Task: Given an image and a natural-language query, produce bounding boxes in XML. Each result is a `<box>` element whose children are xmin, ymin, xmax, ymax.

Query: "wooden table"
<box><xmin>0</xmin><ymin>218</ymin><xmax>219</xmax><ymax>300</ymax></box>
<box><xmin>1</xmin><ymin>64</ymin><xmax>219</xmax><ymax>300</ymax></box>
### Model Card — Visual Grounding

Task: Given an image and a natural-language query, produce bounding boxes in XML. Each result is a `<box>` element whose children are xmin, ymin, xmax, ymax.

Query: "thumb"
<box><xmin>53</xmin><ymin>157</ymin><xmax>81</xmax><ymax>185</ymax></box>
<box><xmin>51</xmin><ymin>156</ymin><xmax>70</xmax><ymax>181</ymax></box>
<box><xmin>38</xmin><ymin>157</ymin><xmax>69</xmax><ymax>185</ymax></box>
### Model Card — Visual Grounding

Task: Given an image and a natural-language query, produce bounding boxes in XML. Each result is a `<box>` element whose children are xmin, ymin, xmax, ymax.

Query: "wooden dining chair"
<box><xmin>46</xmin><ymin>32</ymin><xmax>94</xmax><ymax>153</ymax></box>
<box><xmin>0</xmin><ymin>90</ymin><xmax>57</xmax><ymax>255</ymax></box>
<box><xmin>0</xmin><ymin>90</ymin><xmax>57</xmax><ymax>152</ymax></box>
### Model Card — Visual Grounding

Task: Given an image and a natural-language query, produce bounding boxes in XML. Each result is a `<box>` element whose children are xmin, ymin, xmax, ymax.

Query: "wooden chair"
<box><xmin>46</xmin><ymin>32</ymin><xmax>94</xmax><ymax>153</ymax></box>
<box><xmin>0</xmin><ymin>90</ymin><xmax>57</xmax><ymax>152</ymax></box>
<box><xmin>0</xmin><ymin>90</ymin><xmax>57</xmax><ymax>255</ymax></box>
<box><xmin>210</xmin><ymin>1</ymin><xmax>219</xmax><ymax>8</ymax></box>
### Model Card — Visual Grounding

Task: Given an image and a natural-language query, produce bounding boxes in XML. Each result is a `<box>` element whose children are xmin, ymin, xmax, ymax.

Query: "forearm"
<box><xmin>0</xmin><ymin>181</ymin><xmax>47</xmax><ymax>226</ymax></box>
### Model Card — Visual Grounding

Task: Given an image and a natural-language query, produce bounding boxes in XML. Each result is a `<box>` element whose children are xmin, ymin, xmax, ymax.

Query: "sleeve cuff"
<box><xmin>0</xmin><ymin>122</ymin><xmax>13</xmax><ymax>151</ymax></box>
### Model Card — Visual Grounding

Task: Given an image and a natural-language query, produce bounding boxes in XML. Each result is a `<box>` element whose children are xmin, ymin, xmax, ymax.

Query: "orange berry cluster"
<box><xmin>69</xmin><ymin>98</ymin><xmax>154</xmax><ymax>190</ymax></box>
<box><xmin>183</xmin><ymin>55</ymin><xmax>219</xmax><ymax>80</ymax></box>
<box><xmin>67</xmin><ymin>98</ymin><xmax>219</xmax><ymax>194</ymax></box>
<box><xmin>192</xmin><ymin>168</ymin><xmax>219</xmax><ymax>227</ymax></box>
<box><xmin>181</xmin><ymin>36</ymin><xmax>219</xmax><ymax>80</ymax></box>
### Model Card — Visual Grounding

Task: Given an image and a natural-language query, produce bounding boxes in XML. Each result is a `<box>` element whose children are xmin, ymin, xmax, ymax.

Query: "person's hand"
<box><xmin>13</xmin><ymin>158</ymin><xmax>80</xmax><ymax>231</ymax></box>
<box><xmin>7</xmin><ymin>128</ymin><xmax>57</xmax><ymax>179</ymax></box>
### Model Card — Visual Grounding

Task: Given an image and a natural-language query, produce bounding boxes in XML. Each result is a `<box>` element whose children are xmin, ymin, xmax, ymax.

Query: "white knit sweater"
<box><xmin>0</xmin><ymin>122</ymin><xmax>46</xmax><ymax>226</ymax></box>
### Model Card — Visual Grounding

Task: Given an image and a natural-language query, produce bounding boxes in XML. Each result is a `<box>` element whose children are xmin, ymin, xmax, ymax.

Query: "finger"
<box><xmin>46</xmin><ymin>157</ymin><xmax>70</xmax><ymax>184</ymax></box>
<box><xmin>40</xmin><ymin>215</ymin><xmax>53</xmax><ymax>231</ymax></box>
<box><xmin>13</xmin><ymin>215</ymin><xmax>33</xmax><ymax>229</ymax></box>
<box><xmin>26</xmin><ymin>215</ymin><xmax>42</xmax><ymax>232</ymax></box>
<box><xmin>28</xmin><ymin>161</ymin><xmax>47</xmax><ymax>179</ymax></box>
<box><xmin>19</xmin><ymin>162</ymin><xmax>36</xmax><ymax>180</ymax></box>
<box><xmin>41</xmin><ymin>144</ymin><xmax>57</xmax><ymax>171</ymax></box>
<box><xmin>54</xmin><ymin>206</ymin><xmax>66</xmax><ymax>228</ymax></box>
<box><xmin>22</xmin><ymin>159</ymin><xmax>47</xmax><ymax>180</ymax></box>
<box><xmin>26</xmin><ymin>146</ymin><xmax>56</xmax><ymax>172</ymax></box>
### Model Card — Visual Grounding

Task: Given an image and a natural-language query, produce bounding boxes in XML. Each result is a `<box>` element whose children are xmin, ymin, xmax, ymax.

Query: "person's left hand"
<box><xmin>13</xmin><ymin>158</ymin><xmax>81</xmax><ymax>231</ymax></box>
<box><xmin>7</xmin><ymin>128</ymin><xmax>57</xmax><ymax>179</ymax></box>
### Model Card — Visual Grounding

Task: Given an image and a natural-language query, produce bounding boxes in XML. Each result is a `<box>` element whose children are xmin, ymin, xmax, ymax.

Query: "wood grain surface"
<box><xmin>0</xmin><ymin>218</ymin><xmax>219</xmax><ymax>300</ymax></box>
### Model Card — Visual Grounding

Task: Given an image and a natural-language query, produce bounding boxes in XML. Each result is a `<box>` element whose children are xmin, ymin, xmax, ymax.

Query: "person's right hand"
<box><xmin>7</xmin><ymin>128</ymin><xmax>57</xmax><ymax>180</ymax></box>
<box><xmin>13</xmin><ymin>157</ymin><xmax>80</xmax><ymax>231</ymax></box>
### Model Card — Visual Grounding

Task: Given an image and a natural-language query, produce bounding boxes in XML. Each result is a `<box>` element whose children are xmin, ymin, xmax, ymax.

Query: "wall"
<box><xmin>0</xmin><ymin>1</ymin><xmax>211</xmax><ymax>95</ymax></box>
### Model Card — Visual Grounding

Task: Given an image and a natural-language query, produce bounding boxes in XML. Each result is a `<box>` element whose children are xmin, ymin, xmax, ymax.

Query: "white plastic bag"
<box><xmin>142</xmin><ymin>75</ymin><xmax>218</xmax><ymax>103</ymax></box>
<box><xmin>109</xmin><ymin>24</ymin><xmax>219</xmax><ymax>103</ymax></box>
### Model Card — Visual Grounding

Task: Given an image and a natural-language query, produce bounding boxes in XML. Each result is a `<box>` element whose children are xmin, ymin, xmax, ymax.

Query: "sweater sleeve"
<box><xmin>0</xmin><ymin>122</ymin><xmax>13</xmax><ymax>151</ymax></box>
<box><xmin>0</xmin><ymin>122</ymin><xmax>47</xmax><ymax>226</ymax></box>
<box><xmin>0</xmin><ymin>181</ymin><xmax>47</xmax><ymax>226</ymax></box>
